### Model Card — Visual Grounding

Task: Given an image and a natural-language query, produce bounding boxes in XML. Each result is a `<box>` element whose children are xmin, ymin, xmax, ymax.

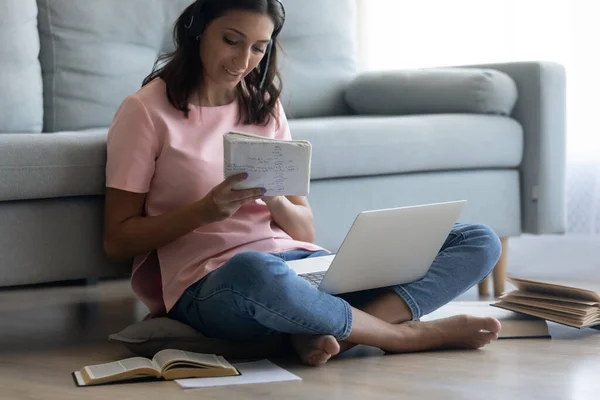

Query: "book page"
<box><xmin>508</xmin><ymin>276</ymin><xmax>600</xmax><ymax>301</ymax></box>
<box><xmin>501</xmin><ymin>290</ymin><xmax>599</xmax><ymax>306</ymax></box>
<box><xmin>500</xmin><ymin>296</ymin><xmax>595</xmax><ymax>315</ymax></box>
<box><xmin>153</xmin><ymin>350</ymin><xmax>225</xmax><ymax>371</ymax></box>
<box><xmin>493</xmin><ymin>302</ymin><xmax>585</xmax><ymax>327</ymax></box>
<box><xmin>84</xmin><ymin>357</ymin><xmax>158</xmax><ymax>380</ymax></box>
<box><xmin>224</xmin><ymin>136</ymin><xmax>311</xmax><ymax>196</ymax></box>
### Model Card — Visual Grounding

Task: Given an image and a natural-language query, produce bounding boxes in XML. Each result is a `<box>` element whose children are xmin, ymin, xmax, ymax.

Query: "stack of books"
<box><xmin>492</xmin><ymin>276</ymin><xmax>600</xmax><ymax>329</ymax></box>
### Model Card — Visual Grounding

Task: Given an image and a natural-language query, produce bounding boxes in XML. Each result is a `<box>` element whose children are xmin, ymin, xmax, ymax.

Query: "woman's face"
<box><xmin>199</xmin><ymin>10</ymin><xmax>275</xmax><ymax>90</ymax></box>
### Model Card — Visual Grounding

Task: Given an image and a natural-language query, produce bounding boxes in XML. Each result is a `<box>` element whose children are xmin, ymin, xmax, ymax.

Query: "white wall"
<box><xmin>358</xmin><ymin>0</ymin><xmax>600</xmax><ymax>234</ymax></box>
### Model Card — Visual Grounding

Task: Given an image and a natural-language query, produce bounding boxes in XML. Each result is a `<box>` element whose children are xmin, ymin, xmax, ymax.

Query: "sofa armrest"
<box><xmin>344</xmin><ymin>68</ymin><xmax>518</xmax><ymax>116</ymax></box>
<box><xmin>454</xmin><ymin>61</ymin><xmax>567</xmax><ymax>235</ymax></box>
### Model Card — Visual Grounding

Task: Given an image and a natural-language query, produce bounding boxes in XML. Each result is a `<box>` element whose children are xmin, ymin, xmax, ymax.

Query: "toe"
<box><xmin>478</xmin><ymin>331</ymin><xmax>499</xmax><ymax>346</ymax></box>
<box><xmin>309</xmin><ymin>353</ymin><xmax>330</xmax><ymax>367</ymax></box>
<box><xmin>319</xmin><ymin>336</ymin><xmax>341</xmax><ymax>356</ymax></box>
<box><xmin>482</xmin><ymin>317</ymin><xmax>502</xmax><ymax>334</ymax></box>
<box><xmin>480</xmin><ymin>331</ymin><xmax>499</xmax><ymax>340</ymax></box>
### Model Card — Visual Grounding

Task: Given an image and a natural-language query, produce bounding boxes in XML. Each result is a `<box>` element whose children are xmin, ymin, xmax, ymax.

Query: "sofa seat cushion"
<box><xmin>0</xmin><ymin>129</ymin><xmax>107</xmax><ymax>201</ymax></box>
<box><xmin>291</xmin><ymin>114</ymin><xmax>523</xmax><ymax>180</ymax></box>
<box><xmin>0</xmin><ymin>114</ymin><xmax>523</xmax><ymax>201</ymax></box>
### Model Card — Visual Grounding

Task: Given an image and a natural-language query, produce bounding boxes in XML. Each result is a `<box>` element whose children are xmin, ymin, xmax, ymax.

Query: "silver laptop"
<box><xmin>286</xmin><ymin>200</ymin><xmax>466</xmax><ymax>294</ymax></box>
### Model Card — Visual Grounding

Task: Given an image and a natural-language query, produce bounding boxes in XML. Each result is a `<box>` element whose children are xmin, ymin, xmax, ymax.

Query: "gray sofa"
<box><xmin>0</xmin><ymin>0</ymin><xmax>566</xmax><ymax>289</ymax></box>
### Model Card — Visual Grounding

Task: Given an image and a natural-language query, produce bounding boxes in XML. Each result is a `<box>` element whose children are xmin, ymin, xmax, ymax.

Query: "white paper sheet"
<box><xmin>175</xmin><ymin>359</ymin><xmax>301</xmax><ymax>389</ymax></box>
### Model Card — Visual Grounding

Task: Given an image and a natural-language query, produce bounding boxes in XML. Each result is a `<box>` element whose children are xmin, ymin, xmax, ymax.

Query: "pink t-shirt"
<box><xmin>105</xmin><ymin>78</ymin><xmax>326</xmax><ymax>317</ymax></box>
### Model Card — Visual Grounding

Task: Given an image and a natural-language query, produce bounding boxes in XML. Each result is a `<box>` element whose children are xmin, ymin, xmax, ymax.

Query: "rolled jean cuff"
<box><xmin>336</xmin><ymin>297</ymin><xmax>354</xmax><ymax>341</ymax></box>
<box><xmin>390</xmin><ymin>285</ymin><xmax>421</xmax><ymax>321</ymax></box>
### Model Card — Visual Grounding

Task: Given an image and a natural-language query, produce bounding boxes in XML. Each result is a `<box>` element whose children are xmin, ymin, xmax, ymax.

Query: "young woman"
<box><xmin>103</xmin><ymin>0</ymin><xmax>502</xmax><ymax>367</ymax></box>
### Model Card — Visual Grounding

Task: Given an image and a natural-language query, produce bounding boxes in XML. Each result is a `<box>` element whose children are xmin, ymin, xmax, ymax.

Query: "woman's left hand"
<box><xmin>261</xmin><ymin>195</ymin><xmax>282</xmax><ymax>206</ymax></box>
<box><xmin>260</xmin><ymin>195</ymin><xmax>316</xmax><ymax>242</ymax></box>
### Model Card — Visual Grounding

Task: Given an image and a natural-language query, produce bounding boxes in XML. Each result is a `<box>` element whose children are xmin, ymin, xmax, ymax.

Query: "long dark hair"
<box><xmin>142</xmin><ymin>0</ymin><xmax>285</xmax><ymax>125</ymax></box>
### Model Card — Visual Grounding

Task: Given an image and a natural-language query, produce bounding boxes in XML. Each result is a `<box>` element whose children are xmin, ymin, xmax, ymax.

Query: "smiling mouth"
<box><xmin>224</xmin><ymin>67</ymin><xmax>243</xmax><ymax>77</ymax></box>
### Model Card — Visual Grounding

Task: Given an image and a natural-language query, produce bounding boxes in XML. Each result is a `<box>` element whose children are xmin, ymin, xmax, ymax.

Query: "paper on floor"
<box><xmin>175</xmin><ymin>359</ymin><xmax>301</xmax><ymax>389</ymax></box>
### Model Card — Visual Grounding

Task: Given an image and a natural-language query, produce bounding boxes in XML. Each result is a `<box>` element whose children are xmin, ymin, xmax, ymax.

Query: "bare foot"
<box><xmin>384</xmin><ymin>315</ymin><xmax>502</xmax><ymax>353</ymax></box>
<box><xmin>291</xmin><ymin>335</ymin><xmax>341</xmax><ymax>367</ymax></box>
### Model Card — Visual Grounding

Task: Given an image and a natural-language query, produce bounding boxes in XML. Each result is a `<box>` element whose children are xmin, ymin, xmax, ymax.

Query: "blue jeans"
<box><xmin>168</xmin><ymin>223</ymin><xmax>502</xmax><ymax>341</ymax></box>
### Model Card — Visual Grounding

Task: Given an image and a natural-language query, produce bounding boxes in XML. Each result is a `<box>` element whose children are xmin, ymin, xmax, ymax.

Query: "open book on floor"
<box><xmin>223</xmin><ymin>131</ymin><xmax>312</xmax><ymax>196</ymax></box>
<box><xmin>421</xmin><ymin>300</ymin><xmax>551</xmax><ymax>338</ymax></box>
<box><xmin>72</xmin><ymin>349</ymin><xmax>240</xmax><ymax>387</ymax></box>
<box><xmin>492</xmin><ymin>276</ymin><xmax>600</xmax><ymax>330</ymax></box>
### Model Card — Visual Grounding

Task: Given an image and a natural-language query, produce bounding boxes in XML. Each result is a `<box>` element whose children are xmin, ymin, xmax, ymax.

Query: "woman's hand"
<box><xmin>260</xmin><ymin>195</ymin><xmax>316</xmax><ymax>243</ymax></box>
<box><xmin>198</xmin><ymin>173</ymin><xmax>265</xmax><ymax>223</ymax></box>
<box><xmin>261</xmin><ymin>195</ymin><xmax>282</xmax><ymax>206</ymax></box>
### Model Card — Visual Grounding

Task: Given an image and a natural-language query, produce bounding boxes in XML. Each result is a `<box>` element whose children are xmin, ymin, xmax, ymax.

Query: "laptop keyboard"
<box><xmin>298</xmin><ymin>271</ymin><xmax>326</xmax><ymax>287</ymax></box>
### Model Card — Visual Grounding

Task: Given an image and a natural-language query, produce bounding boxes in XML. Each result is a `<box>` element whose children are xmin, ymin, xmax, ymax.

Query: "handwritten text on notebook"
<box><xmin>223</xmin><ymin>132</ymin><xmax>311</xmax><ymax>196</ymax></box>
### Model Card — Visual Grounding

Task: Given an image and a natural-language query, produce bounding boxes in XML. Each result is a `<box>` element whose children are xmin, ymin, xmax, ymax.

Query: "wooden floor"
<box><xmin>0</xmin><ymin>279</ymin><xmax>599</xmax><ymax>400</ymax></box>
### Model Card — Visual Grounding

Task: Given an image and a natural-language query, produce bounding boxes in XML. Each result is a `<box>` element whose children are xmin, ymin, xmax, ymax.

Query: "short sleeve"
<box><xmin>105</xmin><ymin>96</ymin><xmax>160</xmax><ymax>193</ymax></box>
<box><xmin>274</xmin><ymin>100</ymin><xmax>292</xmax><ymax>141</ymax></box>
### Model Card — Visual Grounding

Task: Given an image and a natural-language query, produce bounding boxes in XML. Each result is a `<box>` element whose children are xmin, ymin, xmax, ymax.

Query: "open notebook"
<box><xmin>492</xmin><ymin>276</ymin><xmax>600</xmax><ymax>329</ymax></box>
<box><xmin>223</xmin><ymin>131</ymin><xmax>312</xmax><ymax>196</ymax></box>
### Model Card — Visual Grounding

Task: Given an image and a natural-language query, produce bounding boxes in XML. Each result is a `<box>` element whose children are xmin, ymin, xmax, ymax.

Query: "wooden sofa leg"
<box><xmin>492</xmin><ymin>238</ymin><xmax>508</xmax><ymax>297</ymax></box>
<box><xmin>478</xmin><ymin>276</ymin><xmax>491</xmax><ymax>297</ymax></box>
<box><xmin>478</xmin><ymin>237</ymin><xmax>508</xmax><ymax>298</ymax></box>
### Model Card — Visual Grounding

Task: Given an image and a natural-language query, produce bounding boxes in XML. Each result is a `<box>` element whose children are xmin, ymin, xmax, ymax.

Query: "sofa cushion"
<box><xmin>345</xmin><ymin>68</ymin><xmax>518</xmax><ymax>117</ymax></box>
<box><xmin>36</xmin><ymin>0</ymin><xmax>192</xmax><ymax>132</ymax></box>
<box><xmin>109</xmin><ymin>317</ymin><xmax>291</xmax><ymax>360</ymax></box>
<box><xmin>0</xmin><ymin>114</ymin><xmax>523</xmax><ymax>201</ymax></box>
<box><xmin>36</xmin><ymin>0</ymin><xmax>358</xmax><ymax>132</ymax></box>
<box><xmin>278</xmin><ymin>0</ymin><xmax>357</xmax><ymax>118</ymax></box>
<box><xmin>0</xmin><ymin>0</ymin><xmax>43</xmax><ymax>133</ymax></box>
<box><xmin>291</xmin><ymin>114</ymin><xmax>523</xmax><ymax>180</ymax></box>
<box><xmin>0</xmin><ymin>129</ymin><xmax>107</xmax><ymax>201</ymax></box>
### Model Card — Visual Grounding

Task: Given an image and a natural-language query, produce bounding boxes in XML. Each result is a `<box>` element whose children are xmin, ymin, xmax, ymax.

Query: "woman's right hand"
<box><xmin>198</xmin><ymin>173</ymin><xmax>265</xmax><ymax>223</ymax></box>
